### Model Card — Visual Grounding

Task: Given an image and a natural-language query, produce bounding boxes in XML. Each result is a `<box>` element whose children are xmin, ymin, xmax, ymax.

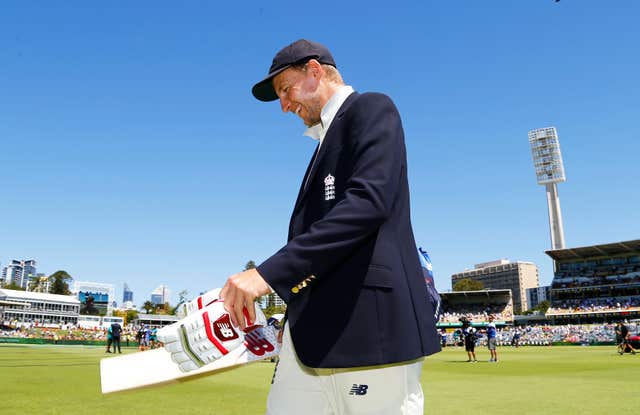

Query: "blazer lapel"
<box><xmin>289</xmin><ymin>144</ymin><xmax>319</xmax><ymax>238</ymax></box>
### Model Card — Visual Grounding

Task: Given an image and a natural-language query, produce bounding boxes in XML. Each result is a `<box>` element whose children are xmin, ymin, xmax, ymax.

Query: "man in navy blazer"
<box><xmin>221</xmin><ymin>39</ymin><xmax>440</xmax><ymax>414</ymax></box>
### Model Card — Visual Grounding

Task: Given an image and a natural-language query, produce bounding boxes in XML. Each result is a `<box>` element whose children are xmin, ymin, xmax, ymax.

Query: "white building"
<box><xmin>0</xmin><ymin>288</ymin><xmax>80</xmax><ymax>326</ymax></box>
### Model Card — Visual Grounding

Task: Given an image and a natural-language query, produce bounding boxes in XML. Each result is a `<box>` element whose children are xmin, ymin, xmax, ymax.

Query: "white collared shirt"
<box><xmin>303</xmin><ymin>85</ymin><xmax>354</xmax><ymax>148</ymax></box>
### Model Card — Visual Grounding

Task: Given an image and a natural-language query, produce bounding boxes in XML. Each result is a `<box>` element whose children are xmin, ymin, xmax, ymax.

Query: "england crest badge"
<box><xmin>324</xmin><ymin>174</ymin><xmax>335</xmax><ymax>201</ymax></box>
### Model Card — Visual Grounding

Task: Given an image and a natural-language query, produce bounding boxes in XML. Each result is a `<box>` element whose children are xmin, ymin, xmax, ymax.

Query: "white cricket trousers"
<box><xmin>266</xmin><ymin>324</ymin><xmax>424</xmax><ymax>415</ymax></box>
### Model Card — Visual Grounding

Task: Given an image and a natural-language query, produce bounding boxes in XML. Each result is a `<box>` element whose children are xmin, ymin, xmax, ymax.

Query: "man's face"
<box><xmin>272</xmin><ymin>64</ymin><xmax>323</xmax><ymax>127</ymax></box>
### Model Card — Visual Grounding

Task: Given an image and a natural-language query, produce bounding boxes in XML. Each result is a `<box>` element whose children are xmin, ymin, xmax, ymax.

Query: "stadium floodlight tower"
<box><xmin>528</xmin><ymin>126</ymin><xmax>566</xmax><ymax>250</ymax></box>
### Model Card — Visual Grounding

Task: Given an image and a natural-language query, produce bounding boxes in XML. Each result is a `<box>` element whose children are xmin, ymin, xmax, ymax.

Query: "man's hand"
<box><xmin>157</xmin><ymin>299</ymin><xmax>267</xmax><ymax>372</ymax></box>
<box><xmin>220</xmin><ymin>268</ymin><xmax>272</xmax><ymax>330</ymax></box>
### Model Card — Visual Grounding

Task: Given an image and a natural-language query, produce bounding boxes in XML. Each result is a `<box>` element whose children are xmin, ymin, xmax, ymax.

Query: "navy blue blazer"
<box><xmin>258</xmin><ymin>92</ymin><xmax>440</xmax><ymax>368</ymax></box>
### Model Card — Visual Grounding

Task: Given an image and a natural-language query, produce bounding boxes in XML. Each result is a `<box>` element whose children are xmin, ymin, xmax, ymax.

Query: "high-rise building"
<box><xmin>526</xmin><ymin>286</ymin><xmax>551</xmax><ymax>310</ymax></box>
<box><xmin>123</xmin><ymin>283</ymin><xmax>133</xmax><ymax>303</ymax></box>
<box><xmin>451</xmin><ymin>260</ymin><xmax>539</xmax><ymax>313</ymax></box>
<box><xmin>1</xmin><ymin>260</ymin><xmax>37</xmax><ymax>290</ymax></box>
<box><xmin>151</xmin><ymin>285</ymin><xmax>170</xmax><ymax>305</ymax></box>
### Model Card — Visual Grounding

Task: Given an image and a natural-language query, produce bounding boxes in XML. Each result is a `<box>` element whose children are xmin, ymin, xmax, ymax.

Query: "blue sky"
<box><xmin>1</xmin><ymin>1</ymin><xmax>639</xmax><ymax>306</ymax></box>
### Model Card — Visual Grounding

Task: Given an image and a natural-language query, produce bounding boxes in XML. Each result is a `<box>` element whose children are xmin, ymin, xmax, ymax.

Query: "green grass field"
<box><xmin>1</xmin><ymin>344</ymin><xmax>638</xmax><ymax>414</ymax></box>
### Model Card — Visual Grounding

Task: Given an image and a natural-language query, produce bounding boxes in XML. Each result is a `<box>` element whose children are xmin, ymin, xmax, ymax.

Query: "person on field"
<box><xmin>461</xmin><ymin>317</ymin><xmax>477</xmax><ymax>362</ymax></box>
<box><xmin>166</xmin><ymin>39</ymin><xmax>441</xmax><ymax>415</ymax></box>
<box><xmin>617</xmin><ymin>321</ymin><xmax>637</xmax><ymax>355</ymax></box>
<box><xmin>485</xmin><ymin>315</ymin><xmax>498</xmax><ymax>363</ymax></box>
<box><xmin>224</xmin><ymin>38</ymin><xmax>441</xmax><ymax>415</ymax></box>
<box><xmin>105</xmin><ymin>324</ymin><xmax>113</xmax><ymax>353</ymax></box>
<box><xmin>615</xmin><ymin>321</ymin><xmax>624</xmax><ymax>354</ymax></box>
<box><xmin>110</xmin><ymin>321</ymin><xmax>122</xmax><ymax>354</ymax></box>
<box><xmin>441</xmin><ymin>328</ymin><xmax>448</xmax><ymax>348</ymax></box>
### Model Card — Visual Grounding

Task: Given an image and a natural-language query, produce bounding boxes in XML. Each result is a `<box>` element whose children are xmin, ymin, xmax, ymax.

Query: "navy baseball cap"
<box><xmin>251</xmin><ymin>39</ymin><xmax>336</xmax><ymax>102</ymax></box>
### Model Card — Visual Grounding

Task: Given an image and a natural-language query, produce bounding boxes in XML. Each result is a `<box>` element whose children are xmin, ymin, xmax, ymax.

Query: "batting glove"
<box><xmin>157</xmin><ymin>299</ymin><xmax>266</xmax><ymax>372</ymax></box>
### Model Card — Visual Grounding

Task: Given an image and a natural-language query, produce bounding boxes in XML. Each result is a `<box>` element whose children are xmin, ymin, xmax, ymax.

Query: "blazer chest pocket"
<box><xmin>362</xmin><ymin>265</ymin><xmax>394</xmax><ymax>290</ymax></box>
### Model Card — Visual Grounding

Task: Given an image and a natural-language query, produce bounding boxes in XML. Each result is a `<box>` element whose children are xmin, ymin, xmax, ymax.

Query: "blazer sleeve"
<box><xmin>257</xmin><ymin>93</ymin><xmax>405</xmax><ymax>303</ymax></box>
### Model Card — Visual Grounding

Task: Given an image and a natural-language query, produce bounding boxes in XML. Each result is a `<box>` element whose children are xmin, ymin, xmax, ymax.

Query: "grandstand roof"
<box><xmin>546</xmin><ymin>239</ymin><xmax>640</xmax><ymax>261</ymax></box>
<box><xmin>134</xmin><ymin>314</ymin><xmax>179</xmax><ymax>322</ymax></box>
<box><xmin>441</xmin><ymin>289</ymin><xmax>512</xmax><ymax>299</ymax></box>
<box><xmin>0</xmin><ymin>288</ymin><xmax>80</xmax><ymax>304</ymax></box>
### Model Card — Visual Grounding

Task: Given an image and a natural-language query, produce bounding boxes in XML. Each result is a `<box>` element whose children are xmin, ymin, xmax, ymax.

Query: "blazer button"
<box><xmin>291</xmin><ymin>286</ymin><xmax>299</xmax><ymax>294</ymax></box>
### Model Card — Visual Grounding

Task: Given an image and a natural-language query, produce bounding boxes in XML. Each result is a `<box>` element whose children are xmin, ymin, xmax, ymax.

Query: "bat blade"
<box><xmin>100</xmin><ymin>326</ymin><xmax>279</xmax><ymax>394</ymax></box>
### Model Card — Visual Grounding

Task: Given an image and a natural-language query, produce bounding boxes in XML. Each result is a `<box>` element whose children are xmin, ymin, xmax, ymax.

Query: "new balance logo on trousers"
<box><xmin>349</xmin><ymin>384</ymin><xmax>368</xmax><ymax>396</ymax></box>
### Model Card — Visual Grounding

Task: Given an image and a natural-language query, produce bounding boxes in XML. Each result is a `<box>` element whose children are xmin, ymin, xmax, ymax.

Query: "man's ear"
<box><xmin>306</xmin><ymin>59</ymin><xmax>324</xmax><ymax>80</ymax></box>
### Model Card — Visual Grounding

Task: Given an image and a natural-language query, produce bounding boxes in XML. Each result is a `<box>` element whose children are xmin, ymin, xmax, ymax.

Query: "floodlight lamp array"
<box><xmin>528</xmin><ymin>127</ymin><xmax>566</xmax><ymax>185</ymax></box>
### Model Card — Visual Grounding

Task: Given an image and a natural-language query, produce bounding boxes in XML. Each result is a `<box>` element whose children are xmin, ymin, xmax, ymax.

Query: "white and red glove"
<box><xmin>176</xmin><ymin>288</ymin><xmax>221</xmax><ymax>319</ymax></box>
<box><xmin>157</xmin><ymin>298</ymin><xmax>267</xmax><ymax>372</ymax></box>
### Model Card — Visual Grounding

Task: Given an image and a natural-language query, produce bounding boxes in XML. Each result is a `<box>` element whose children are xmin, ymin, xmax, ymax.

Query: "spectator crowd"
<box><xmin>0</xmin><ymin>321</ymin><xmax>140</xmax><ymax>344</ymax></box>
<box><xmin>547</xmin><ymin>297</ymin><xmax>640</xmax><ymax>315</ymax></box>
<box><xmin>443</xmin><ymin>323</ymin><xmax>638</xmax><ymax>347</ymax></box>
<box><xmin>439</xmin><ymin>303</ymin><xmax>514</xmax><ymax>323</ymax></box>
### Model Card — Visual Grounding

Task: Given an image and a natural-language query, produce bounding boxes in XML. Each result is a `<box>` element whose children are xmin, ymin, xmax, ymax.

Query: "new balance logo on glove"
<box><xmin>213</xmin><ymin>315</ymin><xmax>239</xmax><ymax>340</ymax></box>
<box><xmin>349</xmin><ymin>384</ymin><xmax>369</xmax><ymax>396</ymax></box>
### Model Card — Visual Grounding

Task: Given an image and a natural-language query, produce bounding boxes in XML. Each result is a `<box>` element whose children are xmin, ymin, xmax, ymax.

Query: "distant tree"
<box><xmin>113</xmin><ymin>309</ymin><xmax>140</xmax><ymax>325</ymax></box>
<box><xmin>155</xmin><ymin>302</ymin><xmax>171</xmax><ymax>314</ymax></box>
<box><xmin>49</xmin><ymin>271</ymin><xmax>73</xmax><ymax>295</ymax></box>
<box><xmin>142</xmin><ymin>301</ymin><xmax>155</xmax><ymax>314</ymax></box>
<box><xmin>4</xmin><ymin>282</ymin><xmax>26</xmax><ymax>291</ymax></box>
<box><xmin>534</xmin><ymin>300</ymin><xmax>550</xmax><ymax>313</ymax></box>
<box><xmin>244</xmin><ymin>260</ymin><xmax>257</xmax><ymax>270</ymax></box>
<box><xmin>126</xmin><ymin>309</ymin><xmax>139</xmax><ymax>324</ymax></box>
<box><xmin>453</xmin><ymin>278</ymin><xmax>484</xmax><ymax>292</ymax></box>
<box><xmin>523</xmin><ymin>300</ymin><xmax>550</xmax><ymax>315</ymax></box>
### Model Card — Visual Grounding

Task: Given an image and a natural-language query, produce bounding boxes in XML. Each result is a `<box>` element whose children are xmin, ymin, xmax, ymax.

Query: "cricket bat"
<box><xmin>100</xmin><ymin>325</ymin><xmax>280</xmax><ymax>394</ymax></box>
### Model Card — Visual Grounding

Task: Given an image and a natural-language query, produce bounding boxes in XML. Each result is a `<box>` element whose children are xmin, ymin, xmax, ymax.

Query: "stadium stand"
<box><xmin>438</xmin><ymin>289</ymin><xmax>514</xmax><ymax>326</ymax></box>
<box><xmin>546</xmin><ymin>239</ymin><xmax>640</xmax><ymax>323</ymax></box>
